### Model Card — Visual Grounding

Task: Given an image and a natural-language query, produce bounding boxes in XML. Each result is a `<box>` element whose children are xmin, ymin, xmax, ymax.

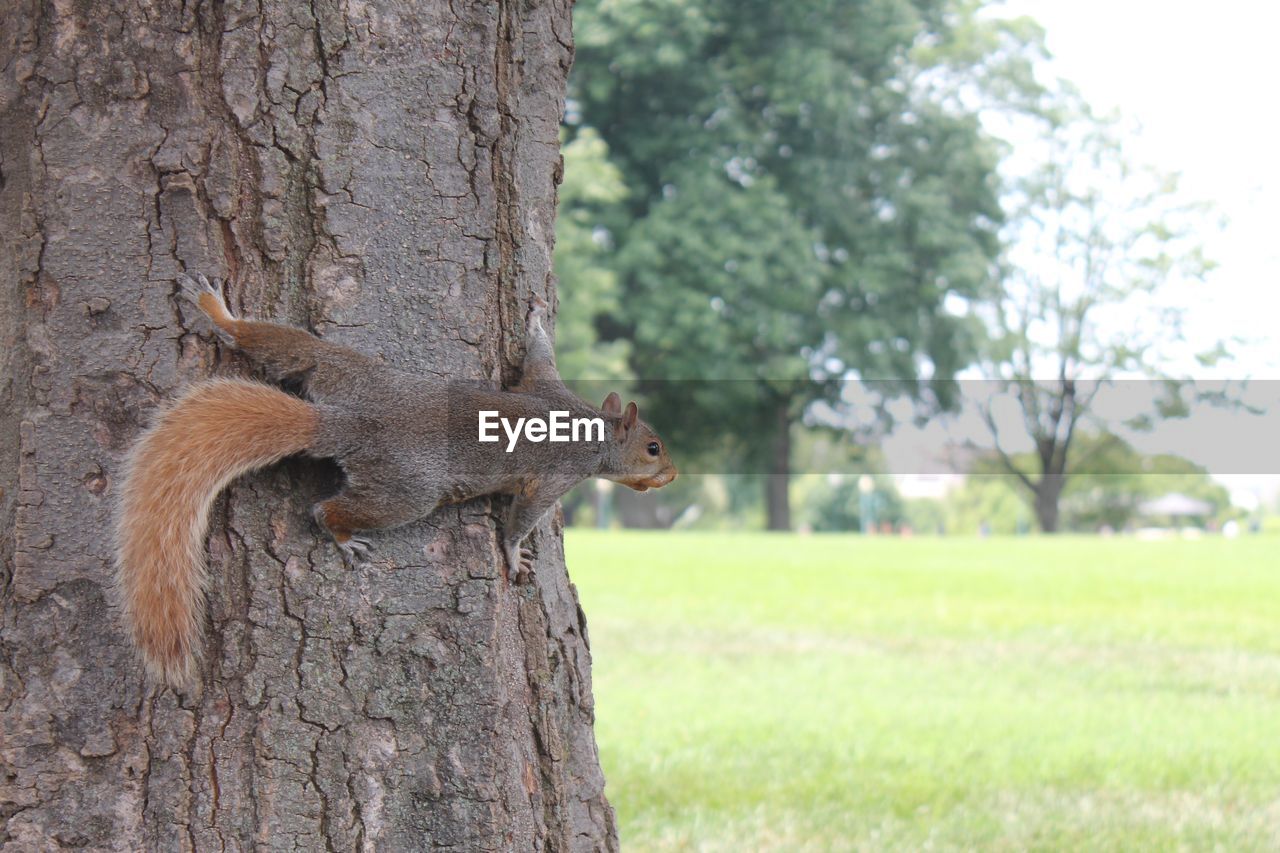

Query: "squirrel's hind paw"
<box><xmin>337</xmin><ymin>536</ymin><xmax>374</xmax><ymax>568</ymax></box>
<box><xmin>504</xmin><ymin>544</ymin><xmax>535</xmax><ymax>581</ymax></box>
<box><xmin>526</xmin><ymin>293</ymin><xmax>549</xmax><ymax>325</ymax></box>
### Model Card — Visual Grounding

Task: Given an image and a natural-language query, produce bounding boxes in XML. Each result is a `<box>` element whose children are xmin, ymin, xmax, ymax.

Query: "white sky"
<box><xmin>999</xmin><ymin>0</ymin><xmax>1280</xmax><ymax>378</ymax></box>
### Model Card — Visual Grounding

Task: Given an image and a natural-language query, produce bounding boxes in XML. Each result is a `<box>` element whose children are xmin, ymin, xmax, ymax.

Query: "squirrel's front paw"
<box><xmin>178</xmin><ymin>272</ymin><xmax>239</xmax><ymax>338</ymax></box>
<box><xmin>177</xmin><ymin>272</ymin><xmax>222</xmax><ymax>305</ymax></box>
<box><xmin>178</xmin><ymin>272</ymin><xmax>238</xmax><ymax>327</ymax></box>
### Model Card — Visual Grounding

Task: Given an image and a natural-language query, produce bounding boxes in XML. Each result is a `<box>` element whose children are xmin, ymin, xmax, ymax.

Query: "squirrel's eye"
<box><xmin>646</xmin><ymin>441</ymin><xmax>660</xmax><ymax>457</ymax></box>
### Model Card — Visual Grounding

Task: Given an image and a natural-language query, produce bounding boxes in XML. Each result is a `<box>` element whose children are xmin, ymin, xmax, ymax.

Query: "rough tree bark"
<box><xmin>1</xmin><ymin>0</ymin><xmax>617</xmax><ymax>849</ymax></box>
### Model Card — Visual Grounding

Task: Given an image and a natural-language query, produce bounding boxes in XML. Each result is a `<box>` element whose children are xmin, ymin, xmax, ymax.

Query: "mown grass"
<box><xmin>565</xmin><ymin>532</ymin><xmax>1280</xmax><ymax>851</ymax></box>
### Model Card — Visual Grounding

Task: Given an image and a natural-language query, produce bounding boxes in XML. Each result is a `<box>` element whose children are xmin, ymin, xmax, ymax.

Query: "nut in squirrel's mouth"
<box><xmin>626</xmin><ymin>469</ymin><xmax>678</xmax><ymax>492</ymax></box>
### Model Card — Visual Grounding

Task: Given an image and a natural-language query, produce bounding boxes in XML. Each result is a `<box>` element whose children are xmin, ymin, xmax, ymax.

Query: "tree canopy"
<box><xmin>562</xmin><ymin>0</ymin><xmax>1011</xmax><ymax>528</ymax></box>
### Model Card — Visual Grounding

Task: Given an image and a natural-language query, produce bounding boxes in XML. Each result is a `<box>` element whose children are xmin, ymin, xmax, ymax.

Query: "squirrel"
<box><xmin>115</xmin><ymin>273</ymin><xmax>677</xmax><ymax>687</ymax></box>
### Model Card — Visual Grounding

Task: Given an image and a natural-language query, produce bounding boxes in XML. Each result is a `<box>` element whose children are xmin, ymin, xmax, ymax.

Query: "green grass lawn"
<box><xmin>565</xmin><ymin>532</ymin><xmax>1280</xmax><ymax>851</ymax></box>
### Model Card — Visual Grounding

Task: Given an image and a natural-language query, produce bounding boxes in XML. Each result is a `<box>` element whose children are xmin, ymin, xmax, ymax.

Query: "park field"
<box><xmin>565</xmin><ymin>531</ymin><xmax>1280</xmax><ymax>851</ymax></box>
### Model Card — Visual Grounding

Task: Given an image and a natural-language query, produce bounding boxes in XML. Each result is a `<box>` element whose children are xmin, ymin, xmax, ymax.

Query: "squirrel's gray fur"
<box><xmin>178</xmin><ymin>273</ymin><xmax>677</xmax><ymax>577</ymax></box>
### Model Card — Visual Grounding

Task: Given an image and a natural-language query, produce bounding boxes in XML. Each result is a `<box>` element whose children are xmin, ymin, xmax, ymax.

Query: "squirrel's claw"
<box><xmin>503</xmin><ymin>544</ymin><xmax>535</xmax><ymax>582</ymax></box>
<box><xmin>337</xmin><ymin>536</ymin><xmax>374</xmax><ymax>567</ymax></box>
<box><xmin>178</xmin><ymin>272</ymin><xmax>240</xmax><ymax>342</ymax></box>
<box><xmin>178</xmin><ymin>272</ymin><xmax>237</xmax><ymax>328</ymax></box>
<box><xmin>177</xmin><ymin>272</ymin><xmax>222</xmax><ymax>305</ymax></box>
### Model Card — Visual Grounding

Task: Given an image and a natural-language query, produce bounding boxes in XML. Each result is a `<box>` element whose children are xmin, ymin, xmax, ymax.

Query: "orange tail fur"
<box><xmin>115</xmin><ymin>379</ymin><xmax>317</xmax><ymax>686</ymax></box>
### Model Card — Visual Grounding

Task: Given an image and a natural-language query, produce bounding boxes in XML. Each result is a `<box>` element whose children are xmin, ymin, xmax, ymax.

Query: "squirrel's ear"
<box><xmin>614</xmin><ymin>401</ymin><xmax>639</xmax><ymax>440</ymax></box>
<box><xmin>602</xmin><ymin>392</ymin><xmax>622</xmax><ymax>417</ymax></box>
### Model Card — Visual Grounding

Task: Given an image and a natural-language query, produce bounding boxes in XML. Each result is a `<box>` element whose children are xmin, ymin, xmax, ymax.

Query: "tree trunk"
<box><xmin>764</xmin><ymin>403</ymin><xmax>792</xmax><ymax>531</ymax></box>
<box><xmin>1</xmin><ymin>1</ymin><xmax>617</xmax><ymax>850</ymax></box>
<box><xmin>1034</xmin><ymin>475</ymin><xmax>1066</xmax><ymax>533</ymax></box>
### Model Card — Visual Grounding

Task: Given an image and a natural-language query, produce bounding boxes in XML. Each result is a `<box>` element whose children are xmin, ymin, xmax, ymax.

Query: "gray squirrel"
<box><xmin>115</xmin><ymin>273</ymin><xmax>677</xmax><ymax>686</ymax></box>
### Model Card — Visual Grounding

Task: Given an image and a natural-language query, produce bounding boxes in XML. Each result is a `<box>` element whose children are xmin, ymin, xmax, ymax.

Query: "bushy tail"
<box><xmin>115</xmin><ymin>379</ymin><xmax>317</xmax><ymax>687</ymax></box>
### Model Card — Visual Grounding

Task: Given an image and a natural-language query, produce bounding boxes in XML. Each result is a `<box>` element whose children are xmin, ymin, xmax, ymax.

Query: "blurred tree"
<box><xmin>1054</xmin><ymin>433</ymin><xmax>1231</xmax><ymax>531</ymax></box>
<box><xmin>902</xmin><ymin>495</ymin><xmax>948</xmax><ymax>534</ymax></box>
<box><xmin>552</xmin><ymin>130</ymin><xmax>638</xmax><ymax>532</ymax></box>
<box><xmin>617</xmin><ymin>171</ymin><xmax>824</xmax><ymax>529</ymax></box>
<box><xmin>553</xmin><ymin>128</ymin><xmax>633</xmax><ymax>382</ymax></box>
<box><xmin>941</xmin><ymin>475</ymin><xmax>1028</xmax><ymax>534</ymax></box>
<box><xmin>566</xmin><ymin>0</ymin><xmax>1015</xmax><ymax>529</ymax></box>
<box><xmin>972</xmin><ymin>109</ymin><xmax>1217</xmax><ymax>532</ymax></box>
<box><xmin>966</xmin><ymin>432</ymin><xmax>1232</xmax><ymax>532</ymax></box>
<box><xmin>797</xmin><ymin>474</ymin><xmax>905</xmax><ymax>533</ymax></box>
